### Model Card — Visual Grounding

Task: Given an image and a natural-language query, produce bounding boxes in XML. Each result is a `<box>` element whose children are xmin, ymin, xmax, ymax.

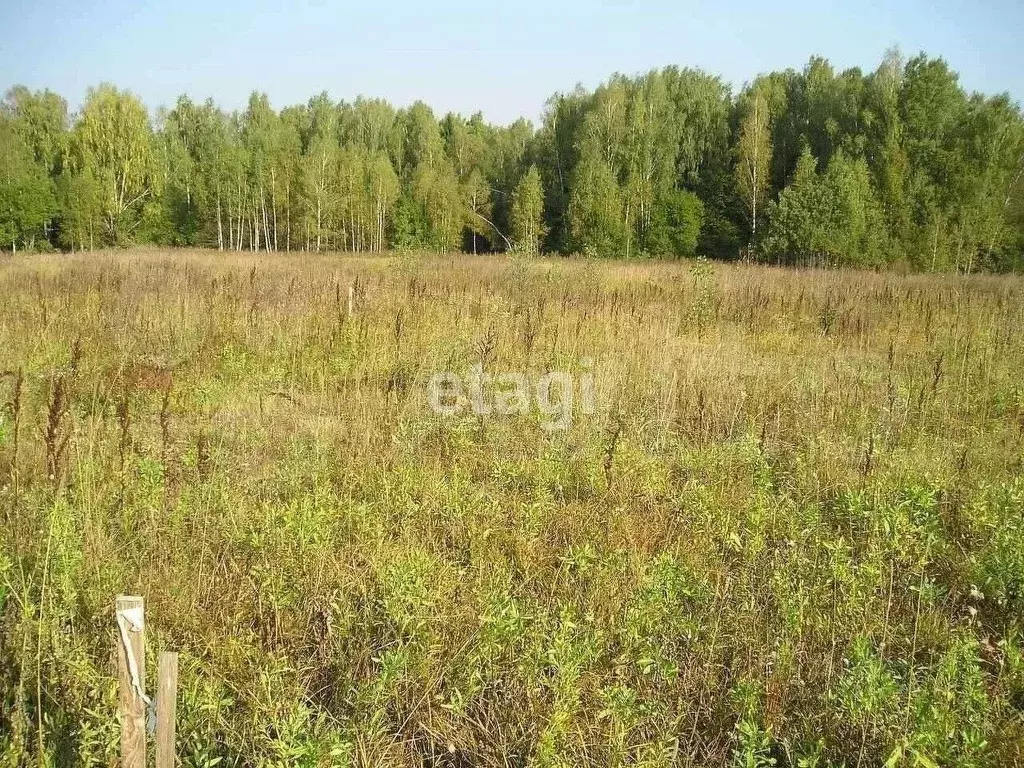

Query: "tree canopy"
<box><xmin>2</xmin><ymin>51</ymin><xmax>1023</xmax><ymax>271</ymax></box>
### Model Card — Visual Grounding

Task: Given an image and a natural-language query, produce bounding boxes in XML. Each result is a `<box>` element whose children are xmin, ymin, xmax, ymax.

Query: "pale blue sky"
<box><xmin>2</xmin><ymin>0</ymin><xmax>1021</xmax><ymax>124</ymax></box>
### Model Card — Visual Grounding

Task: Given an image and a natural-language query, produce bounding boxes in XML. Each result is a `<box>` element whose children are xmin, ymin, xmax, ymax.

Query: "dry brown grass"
<box><xmin>1</xmin><ymin>248</ymin><xmax>1024</xmax><ymax>767</ymax></box>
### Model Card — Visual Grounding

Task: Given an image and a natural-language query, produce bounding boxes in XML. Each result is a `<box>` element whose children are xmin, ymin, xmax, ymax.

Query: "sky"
<box><xmin>2</xmin><ymin>0</ymin><xmax>1022</xmax><ymax>125</ymax></box>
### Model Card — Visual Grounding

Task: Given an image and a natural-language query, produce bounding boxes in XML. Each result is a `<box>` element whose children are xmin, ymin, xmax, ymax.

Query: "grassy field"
<box><xmin>2</xmin><ymin>249</ymin><xmax>1024</xmax><ymax>767</ymax></box>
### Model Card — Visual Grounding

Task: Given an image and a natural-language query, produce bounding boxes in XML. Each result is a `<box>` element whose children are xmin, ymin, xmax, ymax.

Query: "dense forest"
<box><xmin>2</xmin><ymin>50</ymin><xmax>1023</xmax><ymax>270</ymax></box>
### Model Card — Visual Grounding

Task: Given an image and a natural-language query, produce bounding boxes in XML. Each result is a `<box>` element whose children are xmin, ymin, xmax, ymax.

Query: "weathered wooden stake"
<box><xmin>155</xmin><ymin>651</ymin><xmax>178</xmax><ymax>768</ymax></box>
<box><xmin>115</xmin><ymin>595</ymin><xmax>146</xmax><ymax>768</ymax></box>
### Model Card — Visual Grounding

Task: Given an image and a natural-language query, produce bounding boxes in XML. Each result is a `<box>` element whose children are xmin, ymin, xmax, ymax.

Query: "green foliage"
<box><xmin>510</xmin><ymin>164</ymin><xmax>546</xmax><ymax>254</ymax></box>
<box><xmin>0</xmin><ymin>115</ymin><xmax>56</xmax><ymax>250</ymax></box>
<box><xmin>763</xmin><ymin>149</ymin><xmax>825</xmax><ymax>261</ymax></box>
<box><xmin>569</xmin><ymin>152</ymin><xmax>626</xmax><ymax>256</ymax></box>
<box><xmin>733</xmin><ymin>719</ymin><xmax>777</xmax><ymax>768</ymax></box>
<box><xmin>2</xmin><ymin>87</ymin><xmax>67</xmax><ymax>175</ymax></box>
<box><xmin>390</xmin><ymin>192</ymin><xmax>430</xmax><ymax>250</ymax></box>
<box><xmin>3</xmin><ymin>253</ymin><xmax>1024</xmax><ymax>764</ymax></box>
<box><xmin>54</xmin><ymin>169</ymin><xmax>101</xmax><ymax>250</ymax></box>
<box><xmin>461</xmin><ymin>166</ymin><xmax>493</xmax><ymax>253</ymax></box>
<box><xmin>1</xmin><ymin>52</ymin><xmax>1023</xmax><ymax>269</ymax></box>
<box><xmin>645</xmin><ymin>188</ymin><xmax>704</xmax><ymax>257</ymax></box>
<box><xmin>410</xmin><ymin>161</ymin><xmax>462</xmax><ymax>252</ymax></box>
<box><xmin>735</xmin><ymin>90</ymin><xmax>772</xmax><ymax>245</ymax></box>
<box><xmin>69</xmin><ymin>84</ymin><xmax>154</xmax><ymax>244</ymax></box>
<box><xmin>0</xmin><ymin>169</ymin><xmax>54</xmax><ymax>251</ymax></box>
<box><xmin>765</xmin><ymin>148</ymin><xmax>888</xmax><ymax>266</ymax></box>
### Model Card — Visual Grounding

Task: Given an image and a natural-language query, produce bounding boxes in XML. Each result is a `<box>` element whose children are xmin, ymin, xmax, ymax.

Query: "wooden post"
<box><xmin>115</xmin><ymin>595</ymin><xmax>146</xmax><ymax>768</ymax></box>
<box><xmin>155</xmin><ymin>652</ymin><xmax>178</xmax><ymax>768</ymax></box>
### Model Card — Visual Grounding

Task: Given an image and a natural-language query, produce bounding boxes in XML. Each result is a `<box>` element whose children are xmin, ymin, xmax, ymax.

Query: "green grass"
<box><xmin>2</xmin><ymin>248</ymin><xmax>1024</xmax><ymax>767</ymax></box>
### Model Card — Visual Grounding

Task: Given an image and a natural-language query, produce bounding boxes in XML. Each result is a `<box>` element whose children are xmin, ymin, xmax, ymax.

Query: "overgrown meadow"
<box><xmin>2</xmin><ymin>249</ymin><xmax>1024</xmax><ymax>767</ymax></box>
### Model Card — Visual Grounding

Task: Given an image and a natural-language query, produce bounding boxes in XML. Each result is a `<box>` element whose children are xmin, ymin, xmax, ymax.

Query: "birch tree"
<box><xmin>70</xmin><ymin>84</ymin><xmax>154</xmax><ymax>243</ymax></box>
<box><xmin>510</xmin><ymin>165</ymin><xmax>545</xmax><ymax>254</ymax></box>
<box><xmin>735</xmin><ymin>91</ymin><xmax>772</xmax><ymax>252</ymax></box>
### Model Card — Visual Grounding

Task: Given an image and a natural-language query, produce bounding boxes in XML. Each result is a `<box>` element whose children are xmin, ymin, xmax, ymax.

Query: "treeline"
<box><xmin>2</xmin><ymin>50</ymin><xmax>1023</xmax><ymax>270</ymax></box>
